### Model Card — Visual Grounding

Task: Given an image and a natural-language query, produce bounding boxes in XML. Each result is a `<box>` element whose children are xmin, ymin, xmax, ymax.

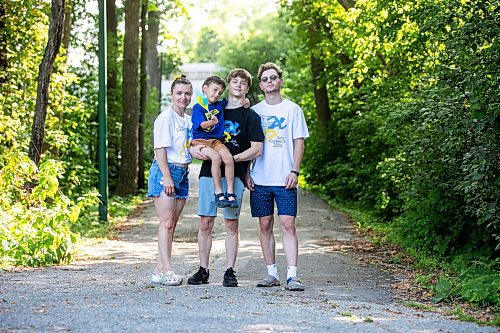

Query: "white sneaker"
<box><xmin>151</xmin><ymin>271</ymin><xmax>183</xmax><ymax>286</ymax></box>
<box><xmin>151</xmin><ymin>271</ymin><xmax>163</xmax><ymax>284</ymax></box>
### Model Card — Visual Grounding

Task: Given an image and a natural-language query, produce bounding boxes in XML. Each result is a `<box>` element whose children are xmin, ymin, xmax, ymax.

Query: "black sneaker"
<box><xmin>223</xmin><ymin>267</ymin><xmax>238</xmax><ymax>287</ymax></box>
<box><xmin>187</xmin><ymin>266</ymin><xmax>209</xmax><ymax>285</ymax></box>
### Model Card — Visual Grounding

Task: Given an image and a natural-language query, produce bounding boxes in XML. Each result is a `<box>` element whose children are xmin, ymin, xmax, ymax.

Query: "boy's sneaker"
<box><xmin>187</xmin><ymin>266</ymin><xmax>209</xmax><ymax>285</ymax></box>
<box><xmin>223</xmin><ymin>267</ymin><xmax>238</xmax><ymax>287</ymax></box>
<box><xmin>286</xmin><ymin>277</ymin><xmax>304</xmax><ymax>291</ymax></box>
<box><xmin>256</xmin><ymin>275</ymin><xmax>280</xmax><ymax>287</ymax></box>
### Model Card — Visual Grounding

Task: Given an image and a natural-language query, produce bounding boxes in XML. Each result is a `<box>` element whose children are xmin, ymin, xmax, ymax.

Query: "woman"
<box><xmin>148</xmin><ymin>74</ymin><xmax>193</xmax><ymax>285</ymax></box>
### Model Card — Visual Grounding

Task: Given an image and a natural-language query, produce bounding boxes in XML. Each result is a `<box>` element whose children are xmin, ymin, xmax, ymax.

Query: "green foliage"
<box><xmin>0</xmin><ymin>151</ymin><xmax>98</xmax><ymax>267</ymax></box>
<box><xmin>215</xmin><ymin>16</ymin><xmax>291</xmax><ymax>103</ymax></box>
<box><xmin>283</xmin><ymin>0</ymin><xmax>499</xmax><ymax>254</ymax></box>
<box><xmin>431</xmin><ymin>261</ymin><xmax>500</xmax><ymax>306</ymax></box>
<box><xmin>282</xmin><ymin>0</ymin><xmax>498</xmax><ymax>307</ymax></box>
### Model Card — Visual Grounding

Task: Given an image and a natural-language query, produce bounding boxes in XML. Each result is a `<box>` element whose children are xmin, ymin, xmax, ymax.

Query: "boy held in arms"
<box><xmin>191</xmin><ymin>76</ymin><xmax>238</xmax><ymax>208</ymax></box>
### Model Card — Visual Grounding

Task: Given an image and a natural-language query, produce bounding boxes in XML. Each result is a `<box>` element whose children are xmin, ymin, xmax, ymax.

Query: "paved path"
<box><xmin>0</xmin><ymin>165</ymin><xmax>496</xmax><ymax>332</ymax></box>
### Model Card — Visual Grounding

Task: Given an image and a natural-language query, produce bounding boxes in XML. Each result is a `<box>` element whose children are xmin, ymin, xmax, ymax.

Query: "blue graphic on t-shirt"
<box><xmin>224</xmin><ymin>120</ymin><xmax>241</xmax><ymax>138</ymax></box>
<box><xmin>266</xmin><ymin>116</ymin><xmax>287</xmax><ymax>130</ymax></box>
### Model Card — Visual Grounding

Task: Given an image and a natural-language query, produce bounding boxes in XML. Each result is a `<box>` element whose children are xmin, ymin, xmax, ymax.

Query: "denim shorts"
<box><xmin>147</xmin><ymin>160</ymin><xmax>189</xmax><ymax>199</ymax></box>
<box><xmin>197</xmin><ymin>177</ymin><xmax>245</xmax><ymax>220</ymax></box>
<box><xmin>250</xmin><ymin>185</ymin><xmax>297</xmax><ymax>217</ymax></box>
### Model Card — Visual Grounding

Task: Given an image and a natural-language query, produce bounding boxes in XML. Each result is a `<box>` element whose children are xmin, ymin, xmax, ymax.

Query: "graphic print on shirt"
<box><xmin>224</xmin><ymin>120</ymin><xmax>241</xmax><ymax>147</ymax></box>
<box><xmin>179</xmin><ymin>126</ymin><xmax>193</xmax><ymax>156</ymax></box>
<box><xmin>262</xmin><ymin>115</ymin><xmax>287</xmax><ymax>148</ymax></box>
<box><xmin>204</xmin><ymin>109</ymin><xmax>219</xmax><ymax>132</ymax></box>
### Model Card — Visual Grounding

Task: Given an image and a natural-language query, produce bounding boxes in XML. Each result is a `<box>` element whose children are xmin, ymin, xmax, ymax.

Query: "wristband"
<box><xmin>290</xmin><ymin>170</ymin><xmax>299</xmax><ymax>176</ymax></box>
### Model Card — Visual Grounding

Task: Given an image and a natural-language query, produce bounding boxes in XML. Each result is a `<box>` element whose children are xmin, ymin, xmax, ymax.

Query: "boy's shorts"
<box><xmin>191</xmin><ymin>138</ymin><xmax>227</xmax><ymax>152</ymax></box>
<box><xmin>147</xmin><ymin>160</ymin><xmax>189</xmax><ymax>199</ymax></box>
<box><xmin>250</xmin><ymin>185</ymin><xmax>297</xmax><ymax>217</ymax></box>
<box><xmin>198</xmin><ymin>176</ymin><xmax>245</xmax><ymax>220</ymax></box>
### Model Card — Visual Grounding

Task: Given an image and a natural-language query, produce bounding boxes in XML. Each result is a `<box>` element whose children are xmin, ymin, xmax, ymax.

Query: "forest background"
<box><xmin>1</xmin><ymin>0</ymin><xmax>498</xmax><ymax>316</ymax></box>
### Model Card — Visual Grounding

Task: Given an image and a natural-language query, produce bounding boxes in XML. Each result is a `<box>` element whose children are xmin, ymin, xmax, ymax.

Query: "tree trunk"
<box><xmin>0</xmin><ymin>3</ymin><xmax>7</xmax><ymax>84</ymax></box>
<box><xmin>310</xmin><ymin>53</ymin><xmax>331</xmax><ymax>129</ymax></box>
<box><xmin>337</xmin><ymin>0</ymin><xmax>355</xmax><ymax>10</ymax></box>
<box><xmin>61</xmin><ymin>0</ymin><xmax>72</xmax><ymax>50</ymax></box>
<box><xmin>115</xmin><ymin>0</ymin><xmax>140</xmax><ymax>195</ymax></box>
<box><xmin>307</xmin><ymin>20</ymin><xmax>331</xmax><ymax>131</ymax></box>
<box><xmin>146</xmin><ymin>10</ymin><xmax>159</xmax><ymax>93</ymax></box>
<box><xmin>50</xmin><ymin>0</ymin><xmax>72</xmax><ymax>158</ymax></box>
<box><xmin>138</xmin><ymin>0</ymin><xmax>148</xmax><ymax>190</ymax></box>
<box><xmin>106</xmin><ymin>0</ymin><xmax>120</xmax><ymax>188</ymax></box>
<box><xmin>106</xmin><ymin>0</ymin><xmax>118</xmax><ymax>91</ymax></box>
<box><xmin>28</xmin><ymin>0</ymin><xmax>65</xmax><ymax>166</ymax></box>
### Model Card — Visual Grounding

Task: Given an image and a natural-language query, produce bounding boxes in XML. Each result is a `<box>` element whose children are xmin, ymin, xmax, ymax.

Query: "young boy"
<box><xmin>191</xmin><ymin>75</ymin><xmax>238</xmax><ymax>208</ymax></box>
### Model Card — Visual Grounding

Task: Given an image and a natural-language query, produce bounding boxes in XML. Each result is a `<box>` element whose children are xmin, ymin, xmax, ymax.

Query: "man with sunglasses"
<box><xmin>247</xmin><ymin>62</ymin><xmax>309</xmax><ymax>291</ymax></box>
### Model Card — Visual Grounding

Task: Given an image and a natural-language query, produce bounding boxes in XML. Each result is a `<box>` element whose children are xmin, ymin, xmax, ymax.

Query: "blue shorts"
<box><xmin>250</xmin><ymin>185</ymin><xmax>297</xmax><ymax>217</ymax></box>
<box><xmin>147</xmin><ymin>160</ymin><xmax>189</xmax><ymax>199</ymax></box>
<box><xmin>197</xmin><ymin>177</ymin><xmax>245</xmax><ymax>220</ymax></box>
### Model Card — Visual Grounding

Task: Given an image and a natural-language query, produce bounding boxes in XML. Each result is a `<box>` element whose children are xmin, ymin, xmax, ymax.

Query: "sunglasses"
<box><xmin>259</xmin><ymin>75</ymin><xmax>280</xmax><ymax>83</ymax></box>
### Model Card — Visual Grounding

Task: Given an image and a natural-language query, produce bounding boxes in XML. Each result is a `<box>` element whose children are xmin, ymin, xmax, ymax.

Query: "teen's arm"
<box><xmin>233</xmin><ymin>141</ymin><xmax>263</xmax><ymax>162</ymax></box>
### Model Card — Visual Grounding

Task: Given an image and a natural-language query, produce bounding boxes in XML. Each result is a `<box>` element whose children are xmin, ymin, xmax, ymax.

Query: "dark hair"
<box><xmin>170</xmin><ymin>74</ymin><xmax>192</xmax><ymax>93</ymax></box>
<box><xmin>202</xmin><ymin>75</ymin><xmax>226</xmax><ymax>90</ymax></box>
<box><xmin>257</xmin><ymin>62</ymin><xmax>283</xmax><ymax>81</ymax></box>
<box><xmin>227</xmin><ymin>68</ymin><xmax>253</xmax><ymax>87</ymax></box>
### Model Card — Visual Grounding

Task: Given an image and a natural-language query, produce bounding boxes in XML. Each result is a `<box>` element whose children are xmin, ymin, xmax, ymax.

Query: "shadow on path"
<box><xmin>0</xmin><ymin>165</ymin><xmax>495</xmax><ymax>333</ymax></box>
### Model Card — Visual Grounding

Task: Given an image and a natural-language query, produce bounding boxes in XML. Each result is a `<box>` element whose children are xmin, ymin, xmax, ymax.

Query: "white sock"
<box><xmin>267</xmin><ymin>264</ymin><xmax>279</xmax><ymax>279</ymax></box>
<box><xmin>287</xmin><ymin>266</ymin><xmax>297</xmax><ymax>280</ymax></box>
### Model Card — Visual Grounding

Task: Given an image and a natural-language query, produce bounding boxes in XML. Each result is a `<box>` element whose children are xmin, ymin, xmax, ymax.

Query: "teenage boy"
<box><xmin>188</xmin><ymin>68</ymin><xmax>264</xmax><ymax>287</ymax></box>
<box><xmin>247</xmin><ymin>62</ymin><xmax>309</xmax><ymax>291</ymax></box>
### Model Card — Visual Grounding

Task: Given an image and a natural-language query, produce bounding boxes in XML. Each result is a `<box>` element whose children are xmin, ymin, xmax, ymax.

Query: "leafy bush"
<box><xmin>0</xmin><ymin>151</ymin><xmax>98</xmax><ymax>267</ymax></box>
<box><xmin>432</xmin><ymin>260</ymin><xmax>500</xmax><ymax>306</ymax></box>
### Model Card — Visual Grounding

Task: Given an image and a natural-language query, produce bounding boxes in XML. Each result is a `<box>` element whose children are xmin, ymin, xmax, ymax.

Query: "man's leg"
<box><xmin>198</xmin><ymin>216</ymin><xmax>215</xmax><ymax>268</ymax></box>
<box><xmin>251</xmin><ymin>185</ymin><xmax>281</xmax><ymax>287</ymax></box>
<box><xmin>258</xmin><ymin>215</ymin><xmax>276</xmax><ymax>266</ymax></box>
<box><xmin>224</xmin><ymin>218</ymin><xmax>239</xmax><ymax>269</ymax></box>
<box><xmin>220</xmin><ymin>177</ymin><xmax>244</xmax><ymax>287</ymax></box>
<box><xmin>188</xmin><ymin>177</ymin><xmax>217</xmax><ymax>285</ymax></box>
<box><xmin>278</xmin><ymin>215</ymin><xmax>298</xmax><ymax>267</ymax></box>
<box><xmin>275</xmin><ymin>187</ymin><xmax>304</xmax><ymax>291</ymax></box>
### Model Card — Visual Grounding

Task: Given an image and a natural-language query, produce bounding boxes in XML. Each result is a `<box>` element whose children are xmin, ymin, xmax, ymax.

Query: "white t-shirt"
<box><xmin>153</xmin><ymin>107</ymin><xmax>193</xmax><ymax>164</ymax></box>
<box><xmin>251</xmin><ymin>98</ymin><xmax>309</xmax><ymax>186</ymax></box>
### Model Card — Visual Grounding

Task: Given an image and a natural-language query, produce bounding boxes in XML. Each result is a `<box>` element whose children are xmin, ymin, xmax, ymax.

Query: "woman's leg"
<box><xmin>153</xmin><ymin>197</ymin><xmax>186</xmax><ymax>272</ymax></box>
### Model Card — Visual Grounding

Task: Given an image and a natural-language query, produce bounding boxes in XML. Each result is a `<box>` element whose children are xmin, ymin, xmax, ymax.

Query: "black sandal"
<box><xmin>225</xmin><ymin>193</ymin><xmax>239</xmax><ymax>208</ymax></box>
<box><xmin>214</xmin><ymin>192</ymin><xmax>229</xmax><ymax>208</ymax></box>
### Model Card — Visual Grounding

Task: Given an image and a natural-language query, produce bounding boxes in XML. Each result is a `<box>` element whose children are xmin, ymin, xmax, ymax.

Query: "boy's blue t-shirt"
<box><xmin>192</xmin><ymin>98</ymin><xmax>227</xmax><ymax>140</ymax></box>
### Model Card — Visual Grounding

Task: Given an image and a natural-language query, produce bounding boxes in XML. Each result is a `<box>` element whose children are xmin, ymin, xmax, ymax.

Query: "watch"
<box><xmin>290</xmin><ymin>170</ymin><xmax>300</xmax><ymax>176</ymax></box>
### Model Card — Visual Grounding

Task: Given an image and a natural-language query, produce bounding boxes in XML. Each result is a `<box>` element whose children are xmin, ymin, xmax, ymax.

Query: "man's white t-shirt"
<box><xmin>251</xmin><ymin>98</ymin><xmax>309</xmax><ymax>186</ymax></box>
<box><xmin>153</xmin><ymin>107</ymin><xmax>193</xmax><ymax>165</ymax></box>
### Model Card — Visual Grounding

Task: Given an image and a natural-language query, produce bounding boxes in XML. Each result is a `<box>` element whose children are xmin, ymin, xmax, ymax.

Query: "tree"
<box><xmin>0</xmin><ymin>3</ymin><xmax>7</xmax><ymax>84</ymax></box>
<box><xmin>115</xmin><ymin>0</ymin><xmax>140</xmax><ymax>195</ymax></box>
<box><xmin>138</xmin><ymin>0</ymin><xmax>148</xmax><ymax>190</ymax></box>
<box><xmin>28</xmin><ymin>0</ymin><xmax>65</xmax><ymax>166</ymax></box>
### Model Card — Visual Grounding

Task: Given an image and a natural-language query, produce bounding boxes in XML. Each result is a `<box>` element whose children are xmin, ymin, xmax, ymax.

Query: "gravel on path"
<box><xmin>0</xmin><ymin>165</ymin><xmax>496</xmax><ymax>333</ymax></box>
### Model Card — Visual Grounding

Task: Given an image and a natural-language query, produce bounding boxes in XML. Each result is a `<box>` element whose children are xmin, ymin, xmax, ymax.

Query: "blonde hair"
<box><xmin>257</xmin><ymin>62</ymin><xmax>283</xmax><ymax>81</ymax></box>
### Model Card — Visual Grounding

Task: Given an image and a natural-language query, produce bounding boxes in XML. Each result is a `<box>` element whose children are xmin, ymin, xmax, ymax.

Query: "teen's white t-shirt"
<box><xmin>153</xmin><ymin>107</ymin><xmax>193</xmax><ymax>164</ymax></box>
<box><xmin>251</xmin><ymin>98</ymin><xmax>309</xmax><ymax>186</ymax></box>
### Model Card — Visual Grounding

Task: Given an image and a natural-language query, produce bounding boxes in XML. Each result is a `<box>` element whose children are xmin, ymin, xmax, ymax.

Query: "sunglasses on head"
<box><xmin>259</xmin><ymin>75</ymin><xmax>280</xmax><ymax>83</ymax></box>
